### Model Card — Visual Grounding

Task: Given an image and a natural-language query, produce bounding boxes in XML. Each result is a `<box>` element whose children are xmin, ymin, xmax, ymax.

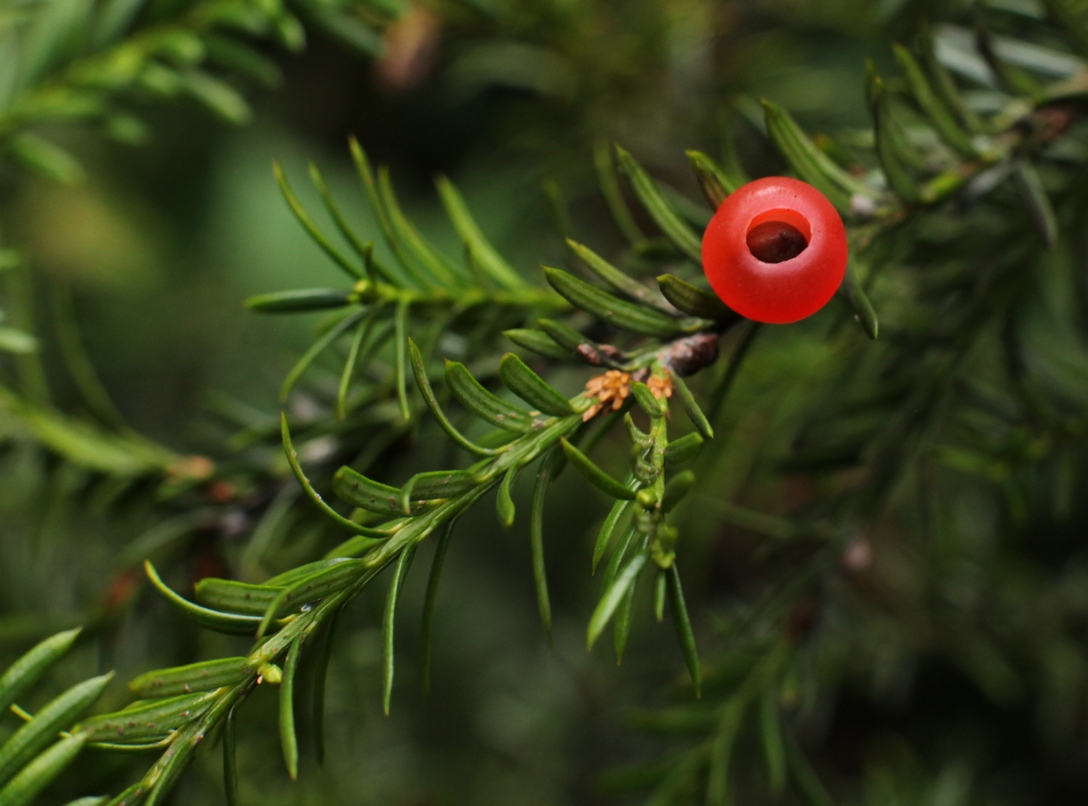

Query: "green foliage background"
<box><xmin>1</xmin><ymin>0</ymin><xmax>1088</xmax><ymax>804</ymax></box>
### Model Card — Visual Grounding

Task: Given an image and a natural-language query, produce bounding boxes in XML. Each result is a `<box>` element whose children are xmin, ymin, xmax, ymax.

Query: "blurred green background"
<box><xmin>5</xmin><ymin>0</ymin><xmax>1088</xmax><ymax>804</ymax></box>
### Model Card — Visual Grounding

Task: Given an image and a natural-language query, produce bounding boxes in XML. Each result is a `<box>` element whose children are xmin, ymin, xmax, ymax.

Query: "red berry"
<box><xmin>701</xmin><ymin>176</ymin><xmax>848</xmax><ymax>324</ymax></box>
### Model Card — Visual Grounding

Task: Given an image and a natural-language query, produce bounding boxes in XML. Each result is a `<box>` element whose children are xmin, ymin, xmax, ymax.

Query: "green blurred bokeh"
<box><xmin>14</xmin><ymin>1</ymin><xmax>1084</xmax><ymax>804</ymax></box>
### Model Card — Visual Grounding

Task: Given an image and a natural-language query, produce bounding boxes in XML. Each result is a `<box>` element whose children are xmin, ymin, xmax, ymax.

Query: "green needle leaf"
<box><xmin>653</xmin><ymin>569</ymin><xmax>667</xmax><ymax>622</ymax></box>
<box><xmin>915</xmin><ymin>21</ymin><xmax>985</xmax><ymax>134</ymax></box>
<box><xmin>760</xmin><ymin>687</ymin><xmax>787</xmax><ymax>796</ymax></box>
<box><xmin>667</xmin><ymin>564</ymin><xmax>701</xmax><ymax>695</ymax></box>
<box><xmin>631</xmin><ymin>382</ymin><xmax>664</xmax><ymax>418</ymax></box>
<box><xmin>394</xmin><ymin>301</ymin><xmax>411</xmax><ymax>422</ymax></box>
<box><xmin>587</xmin><ymin>550</ymin><xmax>649</xmax><ymax>649</ymax></box>
<box><xmin>129</xmin><ymin>658</ymin><xmax>249</xmax><ymax>698</ymax></box>
<box><xmin>83</xmin><ymin>737</ymin><xmax>174</xmax><ymax>754</ymax></box>
<box><xmin>1012</xmin><ymin>159</ymin><xmax>1058</xmax><ymax>248</ymax></box>
<box><xmin>499</xmin><ymin>353</ymin><xmax>574</xmax><ymax>416</ymax></box>
<box><xmin>397</xmin><ymin>470</ymin><xmax>478</xmax><ymax>515</ymax></box>
<box><xmin>685</xmin><ymin>149</ymin><xmax>736</xmax><ymax>210</ymax></box>
<box><xmin>349</xmin><ymin>138</ymin><xmax>427</xmax><ymax>288</ymax></box>
<box><xmin>496</xmin><ymin>466</ymin><xmax>518</xmax><ymax>527</ymax></box>
<box><xmin>0</xmin><ymin>674</ymin><xmax>111</xmax><ymax>788</ymax></box>
<box><xmin>279</xmin><ymin>637</ymin><xmax>301</xmax><ymax>781</ymax></box>
<box><xmin>656</xmin><ymin>274</ymin><xmax>735</xmax><ymax>321</ymax></box>
<box><xmin>761</xmin><ymin>99</ymin><xmax>874</xmax><ymax>214</ymax></box>
<box><xmin>530</xmin><ymin>453</ymin><xmax>556</xmax><ymax>643</ymax></box>
<box><xmin>973</xmin><ymin>24</ymin><xmax>1042</xmax><ymax>96</ymax></box>
<box><xmin>312</xmin><ymin>606</ymin><xmax>343</xmax><ymax>765</ymax></box>
<box><xmin>717</xmin><ymin>106</ymin><xmax>752</xmax><ymax>189</ymax></box>
<box><xmin>566</xmin><ymin>240</ymin><xmax>677</xmax><ymax>314</ymax></box>
<box><xmin>613</xmin><ymin>583</ymin><xmax>636</xmax><ymax>664</ymax></box>
<box><xmin>281</xmin><ymin>414</ymin><xmax>394</xmax><ymax>536</ymax></box>
<box><xmin>143</xmin><ymin>724</ymin><xmax>199</xmax><ymax>806</ymax></box>
<box><xmin>77</xmin><ymin>690</ymin><xmax>218</xmax><ymax>744</ymax></box>
<box><xmin>504</xmin><ymin>328</ymin><xmax>571</xmax><ymax>360</ymax></box>
<box><xmin>866</xmin><ymin>63</ymin><xmax>925</xmax><ymax>205</ymax></box>
<box><xmin>0</xmin><ymin>628</ymin><xmax>82</xmax><ymax>716</ymax></box>
<box><xmin>436</xmin><ymin>177</ymin><xmax>522</xmax><ymax>289</ymax></box>
<box><xmin>593</xmin><ymin>496</ymin><xmax>636</xmax><ymax>574</ymax></box>
<box><xmin>268</xmin><ymin>559</ymin><xmax>358</xmax><ymax>586</ymax></box>
<box><xmin>103</xmin><ymin>782</ymin><xmax>148</xmax><ymax>806</ymax></box>
<box><xmin>446</xmin><ymin>360</ymin><xmax>534</xmax><ymax>433</ymax></box>
<box><xmin>838</xmin><ymin>261</ymin><xmax>879</xmax><ymax>339</ymax></box>
<box><xmin>382</xmin><ymin>547</ymin><xmax>416</xmax><ymax>716</ymax></box>
<box><xmin>893</xmin><ymin>43</ymin><xmax>979</xmax><ymax>159</ymax></box>
<box><xmin>245</xmin><ymin>288</ymin><xmax>354</xmax><ymax>313</ymax></box>
<box><xmin>145</xmin><ymin>561</ymin><xmax>265</xmax><ymax>636</ymax></box>
<box><xmin>333</xmin><ymin>467</ymin><xmax>417</xmax><ymax>514</ymax></box>
<box><xmin>408</xmin><ymin>339</ymin><xmax>504</xmax><ymax>456</ymax></box>
<box><xmin>706</xmin><ymin>698</ymin><xmax>745</xmax><ymax>806</ymax></box>
<box><xmin>671</xmin><ymin>374</ymin><xmax>714</xmax><ymax>440</ymax></box>
<box><xmin>542</xmin><ymin>177</ymin><xmax>574</xmax><ymax>240</ymax></box>
<box><xmin>613</xmin><ymin>146</ymin><xmax>702</xmax><ymax>261</ymax></box>
<box><xmin>543</xmin><ymin>267</ymin><xmax>695</xmax><ymax>337</ymax></box>
<box><xmin>273</xmin><ymin>162</ymin><xmax>364</xmax><ymax>280</ymax></box>
<box><xmin>594</xmin><ymin>140</ymin><xmax>644</xmax><ymax>244</ymax></box>
<box><xmin>224</xmin><ymin>704</ymin><xmax>239</xmax><ymax>806</ymax></box>
<box><xmin>662</xmin><ymin>470</ymin><xmax>696</xmax><ymax>512</ymax></box>
<box><xmin>195</xmin><ymin>579</ymin><xmax>282</xmax><ymax>616</ymax></box>
<box><xmin>537</xmin><ymin>319</ymin><xmax>616</xmax><ymax>362</ymax></box>
<box><xmin>533</xmin><ymin>317</ymin><xmax>591</xmax><ymax>352</ymax></box>
<box><xmin>0</xmin><ymin>734</ymin><xmax>87</xmax><ymax>806</ymax></box>
<box><xmin>421</xmin><ymin>518</ymin><xmax>457</xmax><ymax>695</ymax></box>
<box><xmin>624</xmin><ymin>412</ymin><xmax>652</xmax><ymax>449</ymax></box>
<box><xmin>307</xmin><ymin>161</ymin><xmax>377</xmax><ymax>269</ymax></box>
<box><xmin>664</xmin><ymin>433</ymin><xmax>704</xmax><ymax>468</ymax></box>
<box><xmin>600</xmin><ymin>525</ymin><xmax>638</xmax><ymax>592</ymax></box>
<box><xmin>708</xmin><ymin>321</ymin><xmax>761</xmax><ymax>423</ymax></box>
<box><xmin>280</xmin><ymin>309</ymin><xmax>367</xmax><ymax>402</ymax></box>
<box><xmin>337</xmin><ymin>310</ymin><xmax>377</xmax><ymax>419</ymax></box>
<box><xmin>378</xmin><ymin>166</ymin><xmax>461</xmax><ymax>286</ymax></box>
<box><xmin>259</xmin><ymin>561</ymin><xmax>367</xmax><ymax>639</ymax></box>
<box><xmin>561</xmin><ymin>438</ymin><xmax>637</xmax><ymax>500</ymax></box>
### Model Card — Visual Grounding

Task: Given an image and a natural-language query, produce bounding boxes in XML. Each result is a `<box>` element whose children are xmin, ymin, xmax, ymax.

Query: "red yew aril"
<box><xmin>701</xmin><ymin>176</ymin><xmax>848</xmax><ymax>324</ymax></box>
